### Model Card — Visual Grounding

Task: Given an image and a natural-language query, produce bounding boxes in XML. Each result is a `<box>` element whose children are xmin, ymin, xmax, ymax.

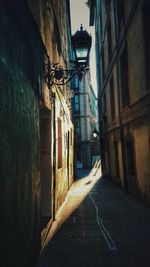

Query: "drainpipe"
<box><xmin>52</xmin><ymin>92</ymin><xmax>56</xmax><ymax>219</ymax></box>
<box><xmin>97</xmin><ymin>95</ymin><xmax>104</xmax><ymax>173</ymax></box>
<box><xmin>113</xmin><ymin>0</ymin><xmax>128</xmax><ymax>192</ymax></box>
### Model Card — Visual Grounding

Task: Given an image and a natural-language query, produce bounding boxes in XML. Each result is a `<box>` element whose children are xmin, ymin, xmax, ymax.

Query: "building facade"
<box><xmin>90</xmin><ymin>0</ymin><xmax>150</xmax><ymax>204</ymax></box>
<box><xmin>90</xmin><ymin>84</ymin><xmax>100</xmax><ymax>158</ymax></box>
<box><xmin>72</xmin><ymin>68</ymin><xmax>98</xmax><ymax>170</ymax></box>
<box><xmin>0</xmin><ymin>1</ymin><xmax>74</xmax><ymax>266</ymax></box>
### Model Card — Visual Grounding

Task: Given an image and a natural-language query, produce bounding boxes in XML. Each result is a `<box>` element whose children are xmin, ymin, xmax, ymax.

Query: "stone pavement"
<box><xmin>36</xmin><ymin>168</ymin><xmax>150</xmax><ymax>267</ymax></box>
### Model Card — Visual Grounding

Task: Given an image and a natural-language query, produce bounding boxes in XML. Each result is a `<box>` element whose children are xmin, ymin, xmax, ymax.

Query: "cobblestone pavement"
<box><xmin>36</xmin><ymin>168</ymin><xmax>150</xmax><ymax>267</ymax></box>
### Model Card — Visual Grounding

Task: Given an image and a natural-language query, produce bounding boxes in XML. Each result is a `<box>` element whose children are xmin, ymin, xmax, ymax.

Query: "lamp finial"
<box><xmin>80</xmin><ymin>24</ymin><xmax>83</xmax><ymax>31</ymax></box>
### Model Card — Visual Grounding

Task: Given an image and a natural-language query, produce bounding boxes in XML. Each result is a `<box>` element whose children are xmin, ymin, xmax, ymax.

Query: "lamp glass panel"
<box><xmin>93</xmin><ymin>132</ymin><xmax>98</xmax><ymax>138</ymax></box>
<box><xmin>76</xmin><ymin>48</ymin><xmax>88</xmax><ymax>58</ymax></box>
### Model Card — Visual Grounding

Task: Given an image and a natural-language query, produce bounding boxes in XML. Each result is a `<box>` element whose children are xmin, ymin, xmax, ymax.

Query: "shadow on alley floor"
<box><xmin>36</xmin><ymin>167</ymin><xmax>150</xmax><ymax>267</ymax></box>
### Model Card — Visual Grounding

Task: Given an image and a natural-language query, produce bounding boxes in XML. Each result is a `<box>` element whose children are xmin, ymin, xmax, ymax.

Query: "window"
<box><xmin>58</xmin><ymin>119</ymin><xmax>62</xmax><ymax>169</ymax></box>
<box><xmin>116</xmin><ymin>0</ymin><xmax>125</xmax><ymax>29</ymax></box>
<box><xmin>72</xmin><ymin>76</ymin><xmax>79</xmax><ymax>90</ymax></box>
<box><xmin>110</xmin><ymin>76</ymin><xmax>115</xmax><ymax>118</ymax></box>
<box><xmin>126</xmin><ymin>140</ymin><xmax>136</xmax><ymax>176</ymax></box>
<box><xmin>120</xmin><ymin>47</ymin><xmax>129</xmax><ymax>106</ymax></box>
<box><xmin>70</xmin><ymin>129</ymin><xmax>73</xmax><ymax>146</ymax></box>
<box><xmin>107</xmin><ymin>18</ymin><xmax>112</xmax><ymax>63</ymax></box>
<box><xmin>52</xmin><ymin>33</ymin><xmax>57</xmax><ymax>62</ymax></box>
<box><xmin>106</xmin><ymin>138</ymin><xmax>111</xmax><ymax>173</ymax></box>
<box><xmin>114</xmin><ymin>141</ymin><xmax>119</xmax><ymax>178</ymax></box>
<box><xmin>74</xmin><ymin>94</ymin><xmax>80</xmax><ymax>112</ymax></box>
<box><xmin>105</xmin><ymin>0</ymin><xmax>111</xmax><ymax>12</ymax></box>
<box><xmin>103</xmin><ymin>93</ymin><xmax>107</xmax><ymax>123</ymax></box>
<box><xmin>75</xmin><ymin>119</ymin><xmax>81</xmax><ymax>139</ymax></box>
<box><xmin>142</xmin><ymin>1</ymin><xmax>150</xmax><ymax>88</ymax></box>
<box><xmin>100</xmin><ymin>4</ymin><xmax>103</xmax><ymax>34</ymax></box>
<box><xmin>101</xmin><ymin>48</ymin><xmax>105</xmax><ymax>82</ymax></box>
<box><xmin>104</xmin><ymin>93</ymin><xmax>107</xmax><ymax>114</ymax></box>
<box><xmin>76</xmin><ymin>146</ymin><xmax>81</xmax><ymax>161</ymax></box>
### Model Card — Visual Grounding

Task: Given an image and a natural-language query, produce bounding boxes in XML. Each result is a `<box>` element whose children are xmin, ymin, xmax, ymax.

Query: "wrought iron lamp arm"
<box><xmin>45</xmin><ymin>59</ymin><xmax>87</xmax><ymax>88</ymax></box>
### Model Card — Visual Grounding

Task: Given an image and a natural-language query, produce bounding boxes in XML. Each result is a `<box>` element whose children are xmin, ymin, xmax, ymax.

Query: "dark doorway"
<box><xmin>67</xmin><ymin>131</ymin><xmax>70</xmax><ymax>190</ymax></box>
<box><xmin>114</xmin><ymin>141</ymin><xmax>120</xmax><ymax>184</ymax></box>
<box><xmin>40</xmin><ymin>106</ymin><xmax>52</xmax><ymax>230</ymax></box>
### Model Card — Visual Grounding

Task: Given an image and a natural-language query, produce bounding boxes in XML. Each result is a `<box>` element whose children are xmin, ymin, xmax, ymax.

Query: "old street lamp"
<box><xmin>92</xmin><ymin>128</ymin><xmax>99</xmax><ymax>139</ymax></box>
<box><xmin>45</xmin><ymin>25</ymin><xmax>92</xmax><ymax>88</ymax></box>
<box><xmin>72</xmin><ymin>24</ymin><xmax>91</xmax><ymax>67</ymax></box>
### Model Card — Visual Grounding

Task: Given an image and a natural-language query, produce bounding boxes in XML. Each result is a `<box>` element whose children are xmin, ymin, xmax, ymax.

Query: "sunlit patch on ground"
<box><xmin>42</xmin><ymin>166</ymin><xmax>101</xmax><ymax>249</ymax></box>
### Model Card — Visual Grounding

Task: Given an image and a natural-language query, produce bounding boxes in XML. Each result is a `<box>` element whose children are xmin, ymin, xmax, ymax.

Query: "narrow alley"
<box><xmin>1</xmin><ymin>1</ymin><xmax>150</xmax><ymax>267</ymax></box>
<box><xmin>36</xmin><ymin>167</ymin><xmax>150</xmax><ymax>267</ymax></box>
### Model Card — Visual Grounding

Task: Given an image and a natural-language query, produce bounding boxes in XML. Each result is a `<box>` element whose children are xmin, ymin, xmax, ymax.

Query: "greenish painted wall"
<box><xmin>0</xmin><ymin>2</ymin><xmax>41</xmax><ymax>266</ymax></box>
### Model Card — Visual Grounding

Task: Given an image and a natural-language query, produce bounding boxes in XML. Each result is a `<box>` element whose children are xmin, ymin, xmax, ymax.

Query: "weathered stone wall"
<box><xmin>0</xmin><ymin>1</ymin><xmax>42</xmax><ymax>266</ymax></box>
<box><xmin>94</xmin><ymin>0</ymin><xmax>150</xmax><ymax>203</ymax></box>
<box><xmin>0</xmin><ymin>1</ymin><xmax>74</xmax><ymax>265</ymax></box>
<box><xmin>54</xmin><ymin>91</ymin><xmax>74</xmax><ymax>212</ymax></box>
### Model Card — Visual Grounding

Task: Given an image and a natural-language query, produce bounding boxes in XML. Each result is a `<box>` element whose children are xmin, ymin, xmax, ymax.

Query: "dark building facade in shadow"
<box><xmin>90</xmin><ymin>0</ymin><xmax>150</xmax><ymax>204</ymax></box>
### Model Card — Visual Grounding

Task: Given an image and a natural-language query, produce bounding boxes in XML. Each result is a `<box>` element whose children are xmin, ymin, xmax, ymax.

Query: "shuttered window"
<box><xmin>58</xmin><ymin>118</ymin><xmax>62</xmax><ymax>169</ymax></box>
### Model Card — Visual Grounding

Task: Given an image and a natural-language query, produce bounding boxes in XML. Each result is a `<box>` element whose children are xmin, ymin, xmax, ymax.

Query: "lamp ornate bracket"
<box><xmin>44</xmin><ymin>59</ymin><xmax>87</xmax><ymax>89</ymax></box>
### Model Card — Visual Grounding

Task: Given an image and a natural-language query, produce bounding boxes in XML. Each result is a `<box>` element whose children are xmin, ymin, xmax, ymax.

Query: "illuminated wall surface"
<box><xmin>0</xmin><ymin>1</ymin><xmax>74</xmax><ymax>266</ymax></box>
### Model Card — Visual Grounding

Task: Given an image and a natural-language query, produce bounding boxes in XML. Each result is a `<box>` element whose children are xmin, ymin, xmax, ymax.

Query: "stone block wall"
<box><xmin>0</xmin><ymin>2</ymin><xmax>42</xmax><ymax>266</ymax></box>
